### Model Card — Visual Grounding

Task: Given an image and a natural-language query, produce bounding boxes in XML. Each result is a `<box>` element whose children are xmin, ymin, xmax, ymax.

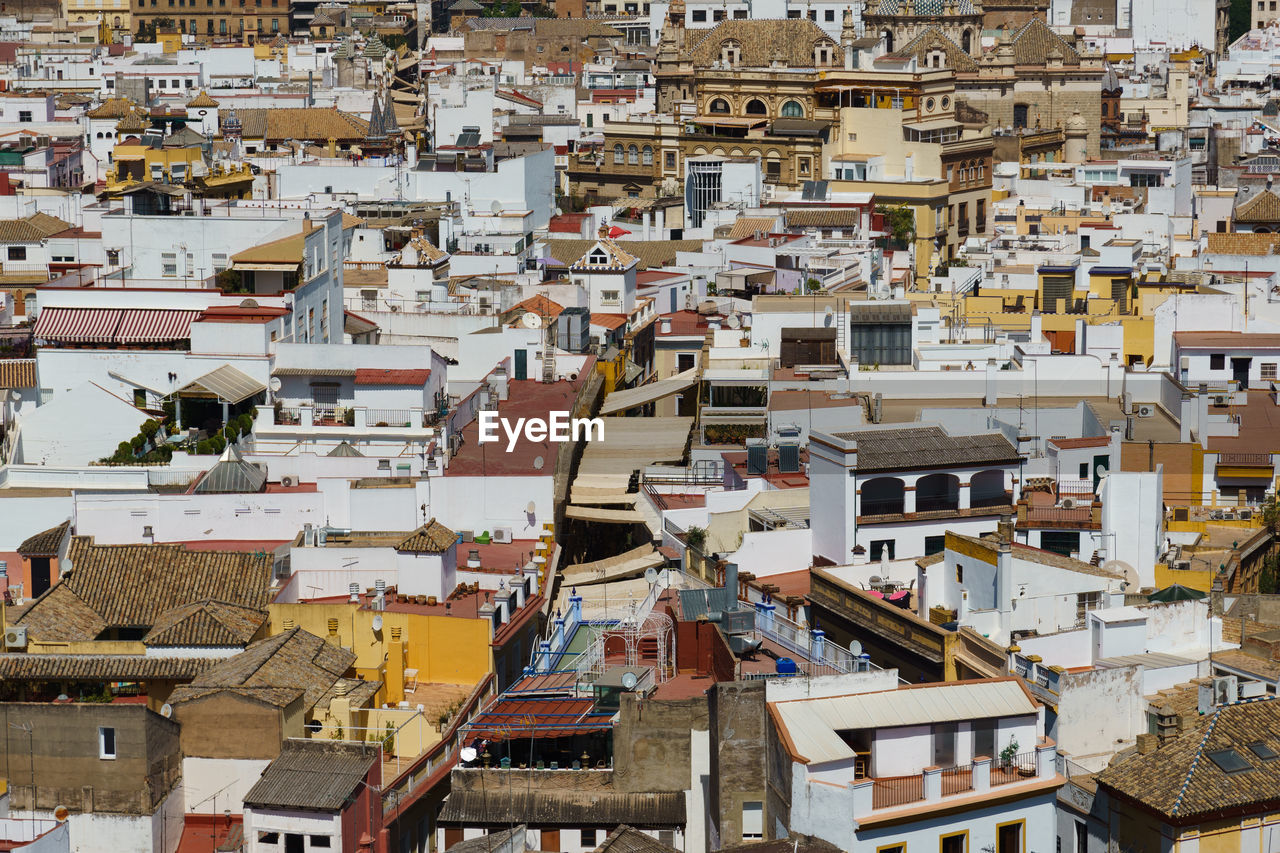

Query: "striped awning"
<box><xmin>116</xmin><ymin>309</ymin><xmax>200</xmax><ymax>344</ymax></box>
<box><xmin>33</xmin><ymin>308</ymin><xmax>123</xmax><ymax>344</ymax></box>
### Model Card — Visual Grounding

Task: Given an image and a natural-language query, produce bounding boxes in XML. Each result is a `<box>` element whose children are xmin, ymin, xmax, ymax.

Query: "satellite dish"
<box><xmin>726</xmin><ymin>314</ymin><xmax>741</xmax><ymax>329</ymax></box>
<box><xmin>658</xmin><ymin>569</ymin><xmax>670</xmax><ymax>588</ymax></box>
<box><xmin>460</xmin><ymin>746</ymin><xmax>478</xmax><ymax>763</ymax></box>
<box><xmin>620</xmin><ymin>671</ymin><xmax>639</xmax><ymax>690</ymax></box>
<box><xmin>554</xmin><ymin>206</ymin><xmax>564</xmax><ymax>217</ymax></box>
<box><xmin>521</xmin><ymin>312</ymin><xmax>543</xmax><ymax>329</ymax></box>
<box><xmin>1103</xmin><ymin>559</ymin><xmax>1140</xmax><ymax>590</ymax></box>
<box><xmin>371</xmin><ymin>614</ymin><xmax>384</xmax><ymax>632</ymax></box>
<box><xmin>849</xmin><ymin>640</ymin><xmax>863</xmax><ymax>657</ymax></box>
<box><xmin>10</xmin><ymin>390</ymin><xmax>19</xmax><ymax>401</ymax></box>
<box><xmin>824</xmin><ymin>306</ymin><xmax>834</xmax><ymax>327</ymax></box>
<box><xmin>644</xmin><ymin>567</ymin><xmax>658</xmax><ymax>585</ymax></box>
<box><xmin>526</xmin><ymin>501</ymin><xmax>536</xmax><ymax>514</ymax></box>
<box><xmin>269</xmin><ymin>376</ymin><xmax>283</xmax><ymax>393</ymax></box>
<box><xmin>53</xmin><ymin>806</ymin><xmax>69</xmax><ymax>822</ymax></box>
<box><xmin>490</xmin><ymin>199</ymin><xmax>503</xmax><ymax>215</ymax></box>
<box><xmin>160</xmin><ymin>703</ymin><xmax>173</xmax><ymax>718</ymax></box>
<box><xmin>533</xmin><ymin>455</ymin><xmax>545</xmax><ymax>470</ymax></box>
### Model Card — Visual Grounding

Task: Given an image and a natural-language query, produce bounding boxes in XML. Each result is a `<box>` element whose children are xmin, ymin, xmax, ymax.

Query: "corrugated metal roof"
<box><xmin>772</xmin><ymin>680</ymin><xmax>1037</xmax><ymax>764</ymax></box>
<box><xmin>180</xmin><ymin>364</ymin><xmax>266</xmax><ymax>404</ymax></box>
<box><xmin>464</xmin><ymin>696</ymin><xmax>615</xmax><ymax>741</ymax></box>
<box><xmin>243</xmin><ymin>739</ymin><xmax>379</xmax><ymax>811</ymax></box>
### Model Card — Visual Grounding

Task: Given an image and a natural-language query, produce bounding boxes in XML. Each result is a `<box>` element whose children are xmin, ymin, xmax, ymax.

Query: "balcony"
<box><xmin>852</xmin><ymin>740</ymin><xmax>1059</xmax><ymax>818</ymax></box>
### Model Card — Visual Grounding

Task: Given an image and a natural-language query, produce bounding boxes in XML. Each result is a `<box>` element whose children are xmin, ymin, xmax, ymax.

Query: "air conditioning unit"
<box><xmin>493</xmin><ymin>527</ymin><xmax>513</xmax><ymax>544</ymax></box>
<box><xmin>1061</xmin><ymin>497</ymin><xmax>1076</xmax><ymax>509</ymax></box>
<box><xmin>280</xmin><ymin>474</ymin><xmax>300</xmax><ymax>488</ymax></box>
<box><xmin>1136</xmin><ymin>404</ymin><xmax>1155</xmax><ymax>418</ymax></box>
<box><xmin>1214</xmin><ymin>395</ymin><xmax>1229</xmax><ymax>407</ymax></box>
<box><xmin>1213</xmin><ymin>674</ymin><xmax>1238</xmax><ymax>707</ymax></box>
<box><xmin>4</xmin><ymin>627</ymin><xmax>27</xmax><ymax>650</ymax></box>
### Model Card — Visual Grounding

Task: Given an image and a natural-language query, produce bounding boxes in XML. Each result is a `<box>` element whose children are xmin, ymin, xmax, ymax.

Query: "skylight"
<box><xmin>1206</xmin><ymin>749</ymin><xmax>1253</xmax><ymax>773</ymax></box>
<box><xmin>1249</xmin><ymin>742</ymin><xmax>1280</xmax><ymax>761</ymax></box>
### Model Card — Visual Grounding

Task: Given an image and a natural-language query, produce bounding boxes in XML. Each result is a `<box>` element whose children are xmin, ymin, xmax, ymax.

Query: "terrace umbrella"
<box><xmin>1147</xmin><ymin>584</ymin><xmax>1206</xmax><ymax>602</ymax></box>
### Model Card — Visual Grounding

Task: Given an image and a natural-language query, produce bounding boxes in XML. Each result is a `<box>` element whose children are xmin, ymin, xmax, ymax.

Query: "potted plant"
<box><xmin>999</xmin><ymin>737</ymin><xmax>1020</xmax><ymax>770</ymax></box>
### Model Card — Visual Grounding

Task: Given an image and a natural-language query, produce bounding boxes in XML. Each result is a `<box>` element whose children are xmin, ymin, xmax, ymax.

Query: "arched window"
<box><xmin>745</xmin><ymin>98</ymin><xmax>767</xmax><ymax>115</ymax></box>
<box><xmin>96</xmin><ymin>132</ymin><xmax>103</xmax><ymax>139</ymax></box>
<box><xmin>709</xmin><ymin>98</ymin><xmax>730</xmax><ymax>114</ymax></box>
<box><xmin>781</xmin><ymin>100</ymin><xmax>804</xmax><ymax>118</ymax></box>
<box><xmin>628</xmin><ymin>144</ymin><xmax>639</xmax><ymax>165</ymax></box>
<box><xmin>641</xmin><ymin>145</ymin><xmax>653</xmax><ymax>166</ymax></box>
<box><xmin>881</xmin><ymin>29</ymin><xmax>894</xmax><ymax>53</ymax></box>
<box><xmin>720</xmin><ymin>39</ymin><xmax>741</xmax><ymax>66</ymax></box>
<box><xmin>613</xmin><ymin>143</ymin><xmax>624</xmax><ymax>165</ymax></box>
<box><xmin>961</xmin><ymin>29</ymin><xmax>972</xmax><ymax>54</ymax></box>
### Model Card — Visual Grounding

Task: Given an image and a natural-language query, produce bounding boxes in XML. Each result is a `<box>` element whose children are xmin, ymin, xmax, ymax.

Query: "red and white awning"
<box><xmin>32</xmin><ymin>308</ymin><xmax>123</xmax><ymax>344</ymax></box>
<box><xmin>116</xmin><ymin>309</ymin><xmax>200</xmax><ymax>344</ymax></box>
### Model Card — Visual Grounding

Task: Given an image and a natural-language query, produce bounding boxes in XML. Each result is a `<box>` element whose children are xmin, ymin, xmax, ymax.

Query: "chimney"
<box><xmin>349</xmin><ymin>582</ymin><xmax>360</xmax><ymax>603</ymax></box>
<box><xmin>985</xmin><ymin>358</ymin><xmax>998</xmax><ymax>406</ymax></box>
<box><xmin>998</xmin><ymin>515</ymin><xmax>1015</xmax><ymax>545</ymax></box>
<box><xmin>497</xmin><ymin>581</ymin><xmax>510</xmax><ymax>623</ymax></box>
<box><xmin>724</xmin><ymin>562</ymin><xmax>739</xmax><ymax>600</ymax></box>
<box><xmin>510</xmin><ymin>574</ymin><xmax>526</xmax><ymax>608</ymax></box>
<box><xmin>660</xmin><ymin>318</ymin><xmax>672</xmax><ymax>334</ymax></box>
<box><xmin>467</xmin><ymin>549</ymin><xmax>482</xmax><ymax>568</ymax></box>
<box><xmin>1136</xmin><ymin>733</ymin><xmax>1158</xmax><ymax>755</ymax></box>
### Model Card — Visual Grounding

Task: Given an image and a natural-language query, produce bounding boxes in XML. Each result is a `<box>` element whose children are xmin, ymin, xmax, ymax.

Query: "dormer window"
<box><xmin>928</xmin><ymin>48</ymin><xmax>945</xmax><ymax>68</ymax></box>
<box><xmin>589</xmin><ymin>248</ymin><xmax>609</xmax><ymax>265</ymax></box>
<box><xmin>814</xmin><ymin>40</ymin><xmax>835</xmax><ymax>66</ymax></box>
<box><xmin>721</xmin><ymin>39</ymin><xmax>741</xmax><ymax>66</ymax></box>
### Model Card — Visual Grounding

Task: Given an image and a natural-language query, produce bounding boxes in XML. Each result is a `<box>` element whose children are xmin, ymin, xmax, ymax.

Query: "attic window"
<box><xmin>1249</xmin><ymin>742</ymin><xmax>1279</xmax><ymax>761</ymax></box>
<box><xmin>1206</xmin><ymin>749</ymin><xmax>1252</xmax><ymax>773</ymax></box>
<box><xmin>589</xmin><ymin>248</ymin><xmax>608</xmax><ymax>264</ymax></box>
<box><xmin>721</xmin><ymin>40</ymin><xmax>741</xmax><ymax>67</ymax></box>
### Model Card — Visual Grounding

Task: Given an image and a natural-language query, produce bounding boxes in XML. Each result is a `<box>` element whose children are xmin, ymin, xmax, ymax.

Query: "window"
<box><xmin>691</xmin><ymin>8</ymin><xmax>705</xmax><ymax>20</ymax></box>
<box><xmin>1074</xmin><ymin>821</ymin><xmax>1087</xmax><ymax>853</ymax></box>
<box><xmin>642</xmin><ymin>146</ymin><xmax>653</xmax><ymax>166</ymax></box>
<box><xmin>973</xmin><ymin>719</ymin><xmax>995</xmax><ymax>759</ymax></box>
<box><xmin>941</xmin><ymin>832</ymin><xmax>967</xmax><ymax>853</ymax></box>
<box><xmin>627</xmin><ymin>144</ymin><xmax>638</xmax><ymax>165</ymax></box>
<box><xmin>741</xmin><ymin>802</ymin><xmax>763</xmax><ymax>840</ymax></box>
<box><xmin>309</xmin><ymin>837</ymin><xmax>332</xmax><ymax>848</ymax></box>
<box><xmin>955</xmin><ymin>564</ymin><xmax>963</xmax><ymax>583</ymax></box>
<box><xmin>1262</xmin><ymin>363</ymin><xmax>1277</xmax><ymax>380</ymax></box>
<box><xmin>580</xmin><ymin>830</ymin><xmax>597</xmax><ymax>847</ymax></box>
<box><xmin>824</xmin><ymin>7</ymin><xmax>834</xmax><ymax>19</ymax></box>
<box><xmin>613</xmin><ymin>143</ymin><xmax>624</xmax><ymax>164</ymax></box>
<box><xmin>1249</xmin><ymin>741</ymin><xmax>1279</xmax><ymax>760</ymax></box>
<box><xmin>1076</xmin><ymin>591</ymin><xmax>1102</xmax><ymax>622</ymax></box>
<box><xmin>107</xmin><ymin>249</ymin><xmax>120</xmax><ymax>266</ymax></box>
<box><xmin>601</xmin><ymin>290</ymin><xmax>620</xmax><ymax>304</ymax></box>
<box><xmin>869</xmin><ymin>539</ymin><xmax>895</xmax><ymax>561</ymax></box>
<box><xmin>781</xmin><ymin>100</ymin><xmax>803</xmax><ymax>117</ymax></box>
<box><xmin>665</xmin><ymin>151</ymin><xmax>676</xmax><ymax>169</ymax></box>
<box><xmin>709</xmin><ymin>98</ymin><xmax>730</xmax><ymax>114</ymax></box>
<box><xmin>162</xmin><ymin>252</ymin><xmax>178</xmax><ymax>276</ymax></box>
<box><xmin>18</xmin><ymin>110</ymin><xmax>32</xmax><ymax>123</ymax></box>
<box><xmin>1210</xmin><ymin>353</ymin><xmax>1226</xmax><ymax>370</ymax></box>
<box><xmin>7</xmin><ymin>246</ymin><xmax>26</xmax><ymax>261</ymax></box>
<box><xmin>258</xmin><ymin>832</ymin><xmax>279</xmax><ymax>844</ymax></box>
<box><xmin>1206</xmin><ymin>748</ymin><xmax>1252</xmax><ymax>773</ymax></box>
<box><xmin>98</xmin><ymin>726</ymin><xmax>116</xmax><ymax>759</ymax></box>
<box><xmin>997</xmin><ymin>822</ymin><xmax>1023</xmax><ymax>853</ymax></box>
<box><xmin>878</xmin><ymin>847</ymin><xmax>904</xmax><ymax>853</ymax></box>
<box><xmin>924</xmin><ymin>535</ymin><xmax>945</xmax><ymax>556</ymax></box>
<box><xmin>720</xmin><ymin>39</ymin><xmax>740</xmax><ymax>65</ymax></box>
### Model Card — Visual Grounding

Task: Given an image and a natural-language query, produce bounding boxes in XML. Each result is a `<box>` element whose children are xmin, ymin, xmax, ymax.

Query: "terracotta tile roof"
<box><xmin>570</xmin><ymin>235</ymin><xmax>638</xmax><ymax>271</ymax></box>
<box><xmin>0</xmin><ymin>653</ymin><xmax>219</xmax><ymax>681</ymax></box>
<box><xmin>17</xmin><ymin>520</ymin><xmax>69</xmax><ymax>555</ymax></box>
<box><xmin>949</xmin><ymin>531</ymin><xmax>1122</xmax><ymax>577</ymax></box>
<box><xmin>832</xmin><ymin>425</ymin><xmax>1021</xmax><ymax>471</ymax></box>
<box><xmin>1174</xmin><ymin>331</ymin><xmax>1280</xmax><ymax>349</ymax></box>
<box><xmin>687</xmin><ymin>19</ymin><xmax>840</xmax><ymax>68</ymax></box>
<box><xmin>185</xmin><ymin>90</ymin><xmax>220</xmax><ymax>108</ymax></box>
<box><xmin>395</xmin><ymin>519</ymin><xmax>458</xmax><ymax>553</ymax></box>
<box><xmin>353</xmin><ymin>368</ymin><xmax>431</xmax><ymax>385</ymax></box>
<box><xmin>142</xmin><ymin>600</ymin><xmax>267</xmax><ymax>647</ymax></box>
<box><xmin>890</xmin><ymin>27</ymin><xmax>979</xmax><ymax>71</ymax></box>
<box><xmin>169</xmin><ymin>628</ymin><xmax>361</xmax><ymax>709</ymax></box>
<box><xmin>544</xmin><ymin>239</ymin><xmax>703</xmax><ymax>271</ymax></box>
<box><xmin>85</xmin><ymin>96</ymin><xmax>140</xmax><ymax>119</ymax></box>
<box><xmin>590</xmin><ymin>313</ymin><xmax>627</xmax><ymax>330</ymax></box>
<box><xmin>508</xmin><ymin>294</ymin><xmax>565</xmax><ymax>321</ymax></box>
<box><xmin>1205</xmin><ymin>232</ymin><xmax>1280</xmax><ymax>256</ymax></box>
<box><xmin>1048</xmin><ymin>436</ymin><xmax>1111</xmax><ymax>449</ymax></box>
<box><xmin>784</xmin><ymin>208</ymin><xmax>863</xmax><ymax>229</ymax></box>
<box><xmin>1211</xmin><ymin>649</ymin><xmax>1280</xmax><ymax>680</ymax></box>
<box><xmin>14</xmin><ymin>536</ymin><xmax>272</xmax><ymax>642</ymax></box>
<box><xmin>225</xmin><ymin>107</ymin><xmax>369</xmax><ymax>142</ymax></box>
<box><xmin>0</xmin><ymin>358</ymin><xmax>36</xmax><ymax>389</ymax></box>
<box><xmin>230</xmin><ymin>226</ymin><xmax>307</xmax><ymax>265</ymax></box>
<box><xmin>1097</xmin><ymin>697</ymin><xmax>1280</xmax><ymax>820</ymax></box>
<box><xmin>116</xmin><ymin>112</ymin><xmax>148</xmax><ymax>133</ymax></box>
<box><xmin>0</xmin><ymin>213</ymin><xmax>71</xmax><ymax>243</ymax></box>
<box><xmin>244</xmin><ymin>740</ymin><xmax>380</xmax><ymax>811</ymax></box>
<box><xmin>1234</xmin><ymin>189</ymin><xmax>1280</xmax><ymax>223</ymax></box>
<box><xmin>1011</xmin><ymin>18</ymin><xmax>1081</xmax><ymax>65</ymax></box>
<box><xmin>398</xmin><ymin>234</ymin><xmax>447</xmax><ymax>263</ymax></box>
<box><xmin>726</xmin><ymin>216</ymin><xmax>778</xmax><ymax>240</ymax></box>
